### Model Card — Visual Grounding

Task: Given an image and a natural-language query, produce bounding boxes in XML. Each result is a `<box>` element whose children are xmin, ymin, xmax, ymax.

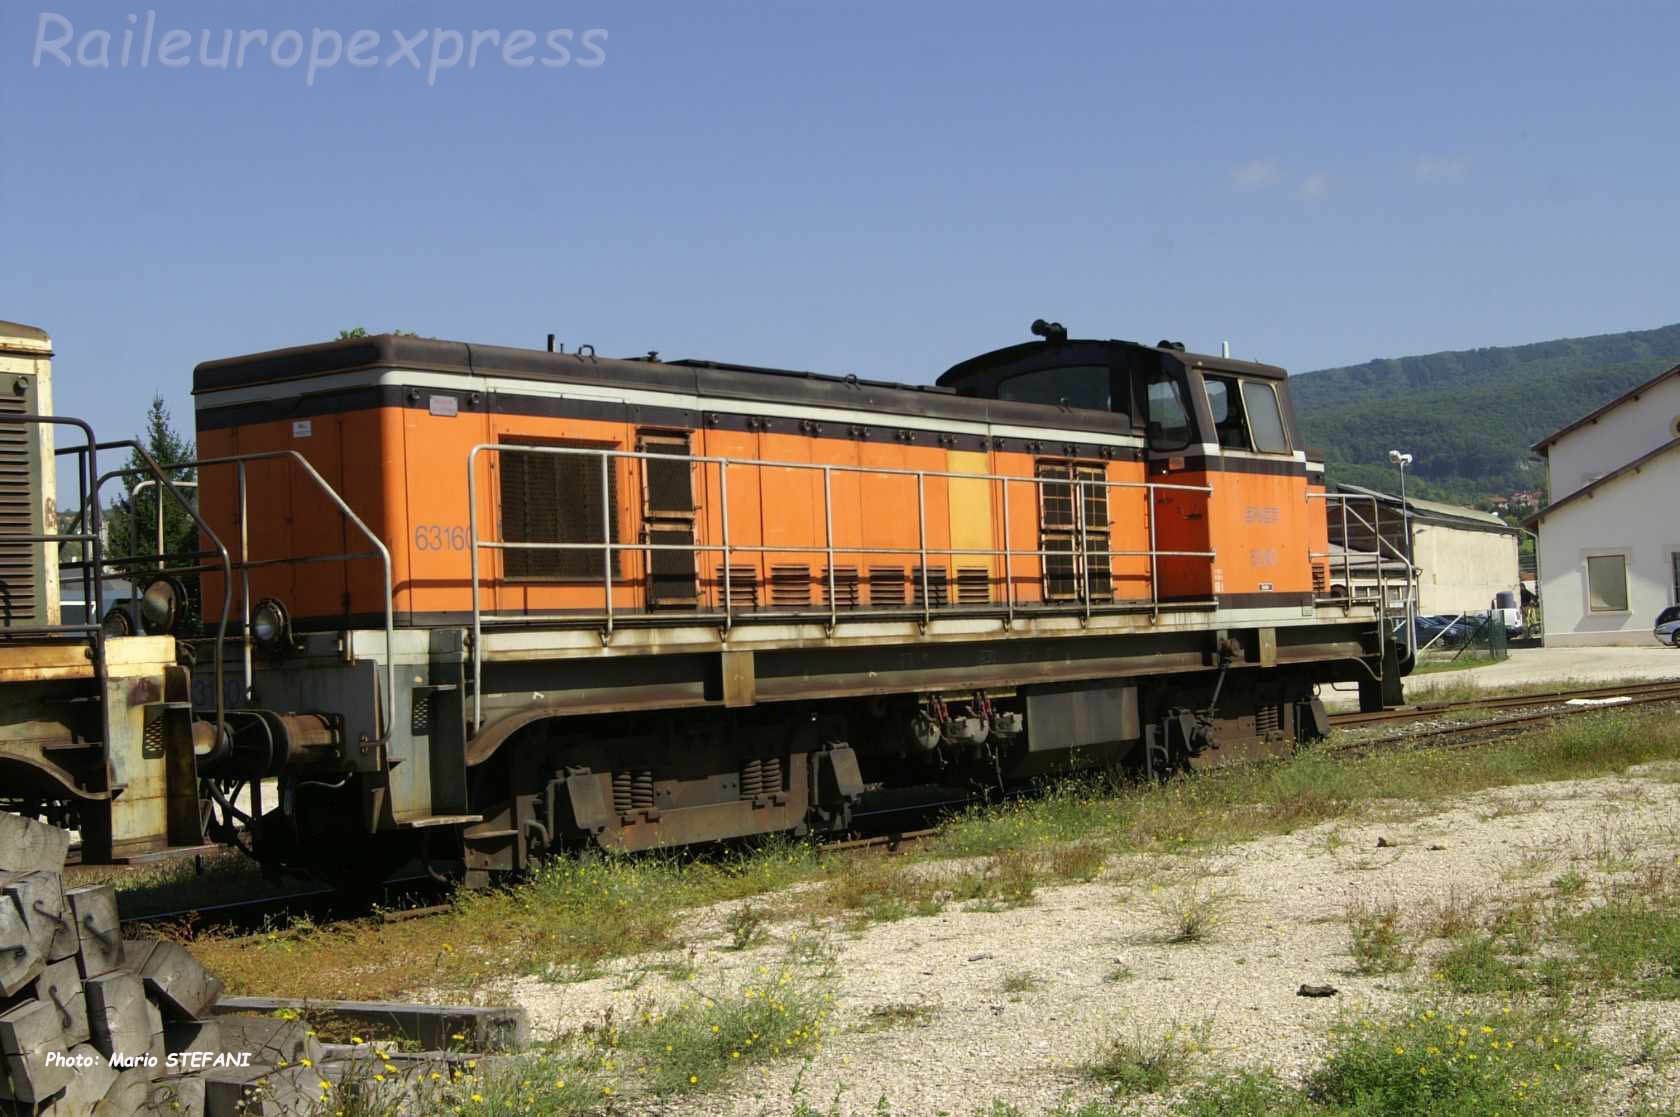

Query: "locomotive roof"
<box><xmin>193</xmin><ymin>334</ymin><xmax>1289</xmax><ymax>440</ymax></box>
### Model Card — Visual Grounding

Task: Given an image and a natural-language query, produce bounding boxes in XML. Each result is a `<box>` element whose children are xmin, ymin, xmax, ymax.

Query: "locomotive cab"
<box><xmin>936</xmin><ymin>330</ymin><xmax>1300</xmax><ymax>461</ymax></box>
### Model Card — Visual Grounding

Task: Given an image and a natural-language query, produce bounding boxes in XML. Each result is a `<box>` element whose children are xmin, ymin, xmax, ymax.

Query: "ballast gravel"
<box><xmin>500</xmin><ymin>764</ymin><xmax>1680</xmax><ymax>1116</ymax></box>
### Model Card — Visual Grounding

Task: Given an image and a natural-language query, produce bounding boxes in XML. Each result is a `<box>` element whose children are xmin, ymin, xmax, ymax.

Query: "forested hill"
<box><xmin>1291</xmin><ymin>322</ymin><xmax>1680</xmax><ymax>505</ymax></box>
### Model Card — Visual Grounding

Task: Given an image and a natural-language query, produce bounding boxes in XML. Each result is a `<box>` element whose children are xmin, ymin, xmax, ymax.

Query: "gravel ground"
<box><xmin>497</xmin><ymin>763</ymin><xmax>1680</xmax><ymax>1116</ymax></box>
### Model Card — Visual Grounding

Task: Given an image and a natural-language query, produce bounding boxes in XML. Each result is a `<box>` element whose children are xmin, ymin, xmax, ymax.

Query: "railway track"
<box><xmin>120</xmin><ymin>677</ymin><xmax>1680</xmax><ymax>930</ymax></box>
<box><xmin>1328</xmin><ymin>677</ymin><xmax>1680</xmax><ymax>728</ymax></box>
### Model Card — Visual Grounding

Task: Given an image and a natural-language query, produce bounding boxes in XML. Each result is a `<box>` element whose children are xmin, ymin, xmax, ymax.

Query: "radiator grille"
<box><xmin>0</xmin><ymin>394</ymin><xmax>37</xmax><ymax>627</ymax></box>
<box><xmin>867</xmin><ymin>567</ymin><xmax>906</xmax><ymax>607</ymax></box>
<box><xmin>716</xmin><ymin>564</ymin><xmax>758</xmax><ymax>609</ymax></box>
<box><xmin>770</xmin><ymin>564</ymin><xmax>812</xmax><ymax>607</ymax></box>
<box><xmin>911</xmin><ymin>566</ymin><xmax>950</xmax><ymax>607</ymax></box>
<box><xmin>823</xmin><ymin>566</ymin><xmax>860</xmax><ymax>608</ymax></box>
<box><xmin>955</xmin><ymin>566</ymin><xmax>991</xmax><ymax>605</ymax></box>
<box><xmin>498</xmin><ymin>437</ymin><xmax>619</xmax><ymax>579</ymax></box>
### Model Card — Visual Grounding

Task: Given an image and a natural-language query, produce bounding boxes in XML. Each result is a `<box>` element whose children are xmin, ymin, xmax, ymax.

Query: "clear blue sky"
<box><xmin>7</xmin><ymin>0</ymin><xmax>1679</xmax><ymax>448</ymax></box>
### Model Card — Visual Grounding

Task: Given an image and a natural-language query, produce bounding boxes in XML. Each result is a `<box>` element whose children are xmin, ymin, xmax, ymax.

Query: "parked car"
<box><xmin>1493</xmin><ymin>592</ymin><xmax>1524</xmax><ymax>639</ymax></box>
<box><xmin>1394</xmin><ymin>615</ymin><xmax>1473</xmax><ymax>650</ymax></box>
<box><xmin>1656</xmin><ymin>606</ymin><xmax>1680</xmax><ymax>648</ymax></box>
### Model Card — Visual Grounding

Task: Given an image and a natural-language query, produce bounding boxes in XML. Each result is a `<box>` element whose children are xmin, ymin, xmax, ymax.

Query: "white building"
<box><xmin>1529</xmin><ymin>363</ymin><xmax>1680</xmax><ymax>646</ymax></box>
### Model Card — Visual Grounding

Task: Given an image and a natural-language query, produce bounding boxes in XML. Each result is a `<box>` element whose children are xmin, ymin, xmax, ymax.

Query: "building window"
<box><xmin>1672</xmin><ymin>551</ymin><xmax>1680</xmax><ymax>605</ymax></box>
<box><xmin>498</xmin><ymin>437</ymin><xmax>620</xmax><ymax>580</ymax></box>
<box><xmin>1586</xmin><ymin>553</ymin><xmax>1628</xmax><ymax>612</ymax></box>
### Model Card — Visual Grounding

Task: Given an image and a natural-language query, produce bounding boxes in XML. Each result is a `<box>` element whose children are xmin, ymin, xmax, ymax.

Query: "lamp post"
<box><xmin>1388</xmin><ymin>449</ymin><xmax>1415</xmax><ymax>651</ymax></box>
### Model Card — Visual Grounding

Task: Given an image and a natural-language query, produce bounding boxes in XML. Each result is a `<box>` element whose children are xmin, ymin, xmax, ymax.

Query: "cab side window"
<box><xmin>1145</xmin><ymin>371</ymin><xmax>1193</xmax><ymax>450</ymax></box>
<box><xmin>1241</xmin><ymin>381</ymin><xmax>1290</xmax><ymax>453</ymax></box>
<box><xmin>996</xmin><ymin>366</ymin><xmax>1111</xmax><ymax>412</ymax></box>
<box><xmin>1203</xmin><ymin>376</ymin><xmax>1252</xmax><ymax>450</ymax></box>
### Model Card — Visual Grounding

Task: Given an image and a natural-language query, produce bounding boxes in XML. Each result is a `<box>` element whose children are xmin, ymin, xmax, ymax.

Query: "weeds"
<box><xmin>723</xmin><ymin>904</ymin><xmax>769</xmax><ymax>951</ymax></box>
<box><xmin>1346</xmin><ymin>899</ymin><xmax>1413</xmax><ymax>975</ymax></box>
<box><xmin>1087</xmin><ymin>1019</ymin><xmax>1211</xmax><ymax>1097</ymax></box>
<box><xmin>999</xmin><ymin>970</ymin><xmax>1042</xmax><ymax>995</ymax></box>
<box><xmin>1308</xmin><ymin>1003</ymin><xmax>1601</xmax><ymax>1114</ymax></box>
<box><xmin>1049</xmin><ymin>840</ymin><xmax>1108</xmax><ymax>882</ymax></box>
<box><xmin>610</xmin><ymin>968</ymin><xmax>832</xmax><ymax>1096</ymax></box>
<box><xmin>858</xmin><ymin>1001</ymin><xmax>938</xmax><ymax>1031</ymax></box>
<box><xmin>1150</xmin><ymin>882</ymin><xmax>1233</xmax><ymax>944</ymax></box>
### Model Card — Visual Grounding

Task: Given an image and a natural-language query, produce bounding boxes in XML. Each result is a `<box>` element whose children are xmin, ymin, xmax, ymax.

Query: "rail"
<box><xmin>467</xmin><ymin>444</ymin><xmax>1216</xmax><ymax>730</ymax></box>
<box><xmin>91</xmin><ymin>451</ymin><xmax>395</xmax><ymax>758</ymax></box>
<box><xmin>1308</xmin><ymin>492</ymin><xmax>1420</xmax><ymax>663</ymax></box>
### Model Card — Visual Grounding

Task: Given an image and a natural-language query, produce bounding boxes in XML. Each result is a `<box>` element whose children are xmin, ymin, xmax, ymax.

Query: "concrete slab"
<box><xmin>85</xmin><ymin>971</ymin><xmax>152</xmax><ymax>1063</ymax></box>
<box><xmin>64</xmin><ymin>886</ymin><xmax>123</xmax><ymax>979</ymax></box>
<box><xmin>138</xmin><ymin>940</ymin><xmax>224</xmax><ymax>1020</ymax></box>
<box><xmin>0</xmin><ymin>814</ymin><xmax>70</xmax><ymax>875</ymax></box>
<box><xmin>143</xmin><ymin>1073</ymin><xmax>206</xmax><ymax>1117</ymax></box>
<box><xmin>211</xmin><ymin>1015</ymin><xmax>324</xmax><ymax>1069</ymax></box>
<box><xmin>0</xmin><ymin>896</ymin><xmax>46</xmax><ymax>997</ymax></box>
<box><xmin>92</xmin><ymin>1066</ymin><xmax>153</xmax><ymax>1115</ymax></box>
<box><xmin>49</xmin><ymin>1044</ymin><xmax>118</xmax><ymax>1114</ymax></box>
<box><xmin>36</xmin><ymin>957</ymin><xmax>90</xmax><ymax>1048</ymax></box>
<box><xmin>5</xmin><ymin>873</ymin><xmax>76</xmax><ymax>961</ymax></box>
<box><xmin>213</xmin><ymin>995</ymin><xmax>528</xmax><ymax>1051</ymax></box>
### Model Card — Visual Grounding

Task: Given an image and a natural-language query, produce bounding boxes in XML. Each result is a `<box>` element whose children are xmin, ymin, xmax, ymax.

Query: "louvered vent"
<box><xmin>716</xmin><ymin>564</ymin><xmax>758</xmax><ymax>609</ymax></box>
<box><xmin>1311</xmin><ymin>564</ymin><xmax>1329</xmax><ymax>594</ymax></box>
<box><xmin>868</xmin><ymin>567</ymin><xmax>906</xmax><ymax>607</ymax></box>
<box><xmin>911</xmin><ymin>567</ymin><xmax>950</xmax><ymax>607</ymax></box>
<box><xmin>823</xmin><ymin>566</ymin><xmax>860</xmax><ymax>608</ymax></box>
<box><xmin>955</xmin><ymin>566</ymin><xmax>991</xmax><ymax>605</ymax></box>
<box><xmin>770</xmin><ymin>565</ymin><xmax>812</xmax><ymax>607</ymax></box>
<box><xmin>0</xmin><ymin>394</ymin><xmax>37</xmax><ymax>628</ymax></box>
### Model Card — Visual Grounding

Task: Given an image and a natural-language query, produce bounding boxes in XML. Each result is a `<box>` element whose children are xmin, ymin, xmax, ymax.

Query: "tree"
<box><xmin>338</xmin><ymin>327</ymin><xmax>417</xmax><ymax>339</ymax></box>
<box><xmin>101</xmin><ymin>396</ymin><xmax>198</xmax><ymax>610</ymax></box>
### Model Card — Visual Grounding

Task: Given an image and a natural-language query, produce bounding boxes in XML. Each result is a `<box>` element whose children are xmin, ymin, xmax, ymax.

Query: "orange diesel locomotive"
<box><xmin>180</xmin><ymin>322</ymin><xmax>1403</xmax><ymax>883</ymax></box>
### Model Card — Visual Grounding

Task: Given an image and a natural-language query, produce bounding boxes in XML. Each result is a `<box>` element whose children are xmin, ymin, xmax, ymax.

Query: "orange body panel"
<box><xmin>197</xmin><ymin>405</ymin><xmax>1219</xmax><ymax>625</ymax></box>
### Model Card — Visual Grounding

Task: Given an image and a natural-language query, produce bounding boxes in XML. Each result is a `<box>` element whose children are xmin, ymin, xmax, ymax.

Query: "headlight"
<box><xmin>139</xmin><ymin>576</ymin><xmax>185</xmax><ymax>635</ymax></box>
<box><xmin>251</xmin><ymin>597</ymin><xmax>290</xmax><ymax>652</ymax></box>
<box><xmin>99</xmin><ymin>607</ymin><xmax>134</xmax><ymax>638</ymax></box>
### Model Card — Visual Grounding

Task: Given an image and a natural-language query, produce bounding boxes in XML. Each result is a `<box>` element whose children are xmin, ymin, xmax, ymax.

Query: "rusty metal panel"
<box><xmin>721</xmin><ymin>649</ymin><xmax>755</xmax><ymax>708</ymax></box>
<box><xmin>1023</xmin><ymin>681</ymin><xmax>1140</xmax><ymax>751</ymax></box>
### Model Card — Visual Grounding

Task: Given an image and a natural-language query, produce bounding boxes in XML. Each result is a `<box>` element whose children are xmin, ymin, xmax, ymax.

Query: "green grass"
<box><xmin>1558</xmin><ymin>897</ymin><xmax>1680</xmax><ymax>999</ymax></box>
<box><xmin>1307</xmin><ymin>1003</ymin><xmax>1602</xmax><ymax>1115</ymax></box>
<box><xmin>609</xmin><ymin>967</ymin><xmax>832</xmax><ymax>1096</ymax></box>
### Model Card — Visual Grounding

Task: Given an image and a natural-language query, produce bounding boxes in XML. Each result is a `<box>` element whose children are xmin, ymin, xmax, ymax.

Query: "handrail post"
<box><xmin>468</xmin><ymin>446</ymin><xmax>483</xmax><ymax>733</ymax></box>
<box><xmin>237</xmin><ymin>461</ymin><xmax>253</xmax><ymax>701</ymax></box>
<box><xmin>1077</xmin><ymin>472</ymin><xmax>1091</xmax><ymax>624</ymax></box>
<box><xmin>600</xmin><ymin>452</ymin><xmax>614</xmax><ymax>640</ymax></box>
<box><xmin>1340</xmin><ymin>498</ymin><xmax>1352</xmax><ymax>604</ymax></box>
<box><xmin>916</xmin><ymin>472</ymin><xmax>929</xmax><ymax>626</ymax></box>
<box><xmin>1148</xmin><ymin>483</ymin><xmax>1159</xmax><ymax>619</ymax></box>
<box><xmin>719</xmin><ymin>460</ymin><xmax>732</xmax><ymax>633</ymax></box>
<box><xmin>1001</xmin><ymin>475</ymin><xmax>1014</xmax><ymax>628</ymax></box>
<box><xmin>823</xmin><ymin>465</ymin><xmax>837</xmax><ymax>632</ymax></box>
